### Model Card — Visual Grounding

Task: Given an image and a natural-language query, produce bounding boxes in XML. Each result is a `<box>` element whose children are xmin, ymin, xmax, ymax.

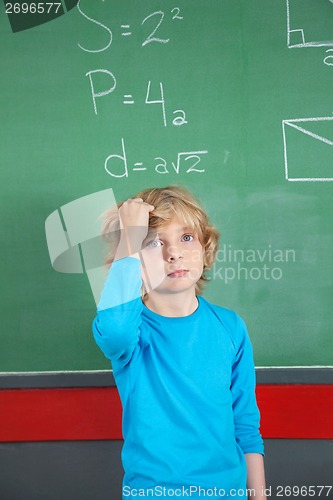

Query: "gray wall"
<box><xmin>0</xmin><ymin>439</ymin><xmax>332</xmax><ymax>500</ymax></box>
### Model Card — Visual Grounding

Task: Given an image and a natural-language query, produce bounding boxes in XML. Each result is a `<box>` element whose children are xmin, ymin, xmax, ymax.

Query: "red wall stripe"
<box><xmin>0</xmin><ymin>387</ymin><xmax>122</xmax><ymax>442</ymax></box>
<box><xmin>256</xmin><ymin>384</ymin><xmax>333</xmax><ymax>439</ymax></box>
<box><xmin>0</xmin><ymin>384</ymin><xmax>332</xmax><ymax>442</ymax></box>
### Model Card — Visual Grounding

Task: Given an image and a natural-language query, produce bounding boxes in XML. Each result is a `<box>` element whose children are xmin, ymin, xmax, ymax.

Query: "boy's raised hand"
<box><xmin>116</xmin><ymin>198</ymin><xmax>155</xmax><ymax>258</ymax></box>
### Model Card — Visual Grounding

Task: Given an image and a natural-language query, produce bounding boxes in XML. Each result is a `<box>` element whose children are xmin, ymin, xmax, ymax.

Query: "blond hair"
<box><xmin>102</xmin><ymin>185</ymin><xmax>219</xmax><ymax>295</ymax></box>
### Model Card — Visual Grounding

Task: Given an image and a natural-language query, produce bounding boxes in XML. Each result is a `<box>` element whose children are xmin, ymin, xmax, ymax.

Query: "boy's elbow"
<box><xmin>235</xmin><ymin>425</ymin><xmax>265</xmax><ymax>456</ymax></box>
<box><xmin>92</xmin><ymin>312</ymin><xmax>140</xmax><ymax>361</ymax></box>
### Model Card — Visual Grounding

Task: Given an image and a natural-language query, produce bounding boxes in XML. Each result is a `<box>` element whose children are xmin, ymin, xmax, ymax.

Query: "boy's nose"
<box><xmin>165</xmin><ymin>244</ymin><xmax>183</xmax><ymax>262</ymax></box>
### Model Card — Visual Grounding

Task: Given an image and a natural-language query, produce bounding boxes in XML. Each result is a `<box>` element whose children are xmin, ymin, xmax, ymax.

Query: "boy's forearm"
<box><xmin>114</xmin><ymin>233</ymin><xmax>145</xmax><ymax>261</ymax></box>
<box><xmin>245</xmin><ymin>453</ymin><xmax>266</xmax><ymax>499</ymax></box>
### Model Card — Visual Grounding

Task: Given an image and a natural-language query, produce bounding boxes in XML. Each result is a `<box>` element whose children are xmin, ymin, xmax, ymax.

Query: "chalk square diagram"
<box><xmin>282</xmin><ymin>117</ymin><xmax>333</xmax><ymax>182</ymax></box>
<box><xmin>286</xmin><ymin>0</ymin><xmax>333</xmax><ymax>48</ymax></box>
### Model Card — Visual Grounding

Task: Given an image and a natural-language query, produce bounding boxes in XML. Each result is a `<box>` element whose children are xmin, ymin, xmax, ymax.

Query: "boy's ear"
<box><xmin>202</xmin><ymin>253</ymin><xmax>206</xmax><ymax>268</ymax></box>
<box><xmin>203</xmin><ymin>247</ymin><xmax>213</xmax><ymax>269</ymax></box>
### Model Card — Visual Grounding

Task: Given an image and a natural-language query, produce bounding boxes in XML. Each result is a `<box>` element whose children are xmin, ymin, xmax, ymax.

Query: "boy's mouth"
<box><xmin>167</xmin><ymin>269</ymin><xmax>189</xmax><ymax>278</ymax></box>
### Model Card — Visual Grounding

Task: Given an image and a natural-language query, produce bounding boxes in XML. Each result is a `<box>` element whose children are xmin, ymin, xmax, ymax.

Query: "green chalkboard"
<box><xmin>1</xmin><ymin>0</ymin><xmax>332</xmax><ymax>372</ymax></box>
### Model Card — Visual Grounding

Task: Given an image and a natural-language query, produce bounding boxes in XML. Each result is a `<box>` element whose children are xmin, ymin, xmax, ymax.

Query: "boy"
<box><xmin>93</xmin><ymin>185</ymin><xmax>266</xmax><ymax>499</ymax></box>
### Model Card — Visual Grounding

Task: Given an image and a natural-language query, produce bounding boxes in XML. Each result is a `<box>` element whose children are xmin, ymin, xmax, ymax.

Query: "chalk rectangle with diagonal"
<box><xmin>282</xmin><ymin>117</ymin><xmax>333</xmax><ymax>182</ymax></box>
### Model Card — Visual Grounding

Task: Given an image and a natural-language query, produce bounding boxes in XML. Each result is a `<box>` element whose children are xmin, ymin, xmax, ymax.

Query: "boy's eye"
<box><xmin>182</xmin><ymin>234</ymin><xmax>194</xmax><ymax>242</ymax></box>
<box><xmin>146</xmin><ymin>239</ymin><xmax>162</xmax><ymax>248</ymax></box>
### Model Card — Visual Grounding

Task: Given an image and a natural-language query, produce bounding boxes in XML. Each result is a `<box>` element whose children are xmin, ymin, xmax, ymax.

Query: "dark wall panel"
<box><xmin>0</xmin><ymin>440</ymin><xmax>332</xmax><ymax>500</ymax></box>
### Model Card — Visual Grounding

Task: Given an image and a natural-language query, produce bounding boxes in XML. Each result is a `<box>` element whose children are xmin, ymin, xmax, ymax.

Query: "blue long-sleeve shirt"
<box><xmin>92</xmin><ymin>258</ymin><xmax>264</xmax><ymax>498</ymax></box>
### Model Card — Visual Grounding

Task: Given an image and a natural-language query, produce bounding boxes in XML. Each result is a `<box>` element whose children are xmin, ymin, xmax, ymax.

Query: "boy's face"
<box><xmin>140</xmin><ymin>217</ymin><xmax>204</xmax><ymax>296</ymax></box>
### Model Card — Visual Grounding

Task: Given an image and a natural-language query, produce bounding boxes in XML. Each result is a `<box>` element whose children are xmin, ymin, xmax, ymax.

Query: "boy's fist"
<box><xmin>117</xmin><ymin>198</ymin><xmax>155</xmax><ymax>257</ymax></box>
